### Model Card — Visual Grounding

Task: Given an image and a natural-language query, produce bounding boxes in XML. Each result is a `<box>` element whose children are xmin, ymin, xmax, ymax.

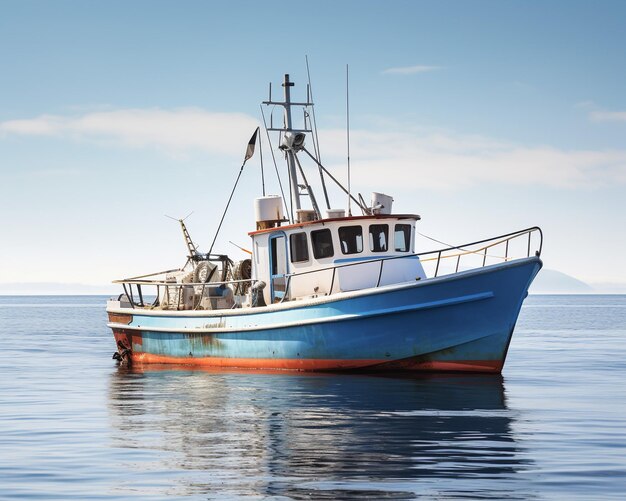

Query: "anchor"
<box><xmin>112</xmin><ymin>339</ymin><xmax>132</xmax><ymax>365</ymax></box>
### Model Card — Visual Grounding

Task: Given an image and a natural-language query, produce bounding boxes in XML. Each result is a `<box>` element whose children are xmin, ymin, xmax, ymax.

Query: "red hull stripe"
<box><xmin>131</xmin><ymin>353</ymin><xmax>502</xmax><ymax>373</ymax></box>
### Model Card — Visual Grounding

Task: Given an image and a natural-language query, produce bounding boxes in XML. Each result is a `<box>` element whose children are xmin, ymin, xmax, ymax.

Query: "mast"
<box><xmin>263</xmin><ymin>73</ymin><xmax>318</xmax><ymax>221</ymax></box>
<box><xmin>282</xmin><ymin>74</ymin><xmax>301</xmax><ymax>212</ymax></box>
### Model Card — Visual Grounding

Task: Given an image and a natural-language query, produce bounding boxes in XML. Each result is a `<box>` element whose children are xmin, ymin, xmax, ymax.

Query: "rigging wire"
<box><xmin>293</xmin><ymin>151</ymin><xmax>321</xmax><ymax>218</ymax></box>
<box><xmin>301</xmin><ymin>147</ymin><xmax>367</xmax><ymax>213</ymax></box>
<box><xmin>207</xmin><ymin>162</ymin><xmax>245</xmax><ymax>258</ymax></box>
<box><xmin>207</xmin><ymin>128</ymin><xmax>260</xmax><ymax>258</ymax></box>
<box><xmin>416</xmin><ymin>230</ymin><xmax>493</xmax><ymax>256</ymax></box>
<box><xmin>259</xmin><ymin>127</ymin><xmax>265</xmax><ymax>196</ymax></box>
<box><xmin>346</xmin><ymin>64</ymin><xmax>352</xmax><ymax>216</ymax></box>
<box><xmin>416</xmin><ymin>231</ymin><xmax>456</xmax><ymax>248</ymax></box>
<box><xmin>260</xmin><ymin>105</ymin><xmax>291</xmax><ymax>222</ymax></box>
<box><xmin>164</xmin><ymin>211</ymin><xmax>194</xmax><ymax>222</ymax></box>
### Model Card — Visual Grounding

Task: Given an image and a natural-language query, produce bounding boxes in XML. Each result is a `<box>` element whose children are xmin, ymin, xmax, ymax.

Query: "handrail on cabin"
<box><xmin>279</xmin><ymin>226</ymin><xmax>542</xmax><ymax>298</ymax></box>
<box><xmin>283</xmin><ymin>226</ymin><xmax>542</xmax><ymax>280</ymax></box>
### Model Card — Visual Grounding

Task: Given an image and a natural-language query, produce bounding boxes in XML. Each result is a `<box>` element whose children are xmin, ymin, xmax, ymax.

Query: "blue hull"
<box><xmin>107</xmin><ymin>257</ymin><xmax>542</xmax><ymax>372</ymax></box>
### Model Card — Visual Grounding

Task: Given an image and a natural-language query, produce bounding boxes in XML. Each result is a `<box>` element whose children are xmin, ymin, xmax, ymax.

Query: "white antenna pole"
<box><xmin>346</xmin><ymin>64</ymin><xmax>352</xmax><ymax>216</ymax></box>
<box><xmin>282</xmin><ymin>74</ymin><xmax>302</xmax><ymax>212</ymax></box>
<box><xmin>306</xmin><ymin>55</ymin><xmax>331</xmax><ymax>210</ymax></box>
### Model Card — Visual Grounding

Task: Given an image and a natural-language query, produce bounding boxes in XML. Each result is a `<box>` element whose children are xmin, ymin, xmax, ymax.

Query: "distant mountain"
<box><xmin>530</xmin><ymin>269</ymin><xmax>593</xmax><ymax>294</ymax></box>
<box><xmin>0</xmin><ymin>282</ymin><xmax>118</xmax><ymax>295</ymax></box>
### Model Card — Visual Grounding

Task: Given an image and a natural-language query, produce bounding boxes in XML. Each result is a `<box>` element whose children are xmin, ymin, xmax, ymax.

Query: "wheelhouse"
<box><xmin>249</xmin><ymin>214</ymin><xmax>427</xmax><ymax>304</ymax></box>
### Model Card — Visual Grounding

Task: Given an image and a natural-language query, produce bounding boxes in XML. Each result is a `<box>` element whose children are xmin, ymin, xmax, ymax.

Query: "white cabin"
<box><xmin>249</xmin><ymin>213</ymin><xmax>427</xmax><ymax>304</ymax></box>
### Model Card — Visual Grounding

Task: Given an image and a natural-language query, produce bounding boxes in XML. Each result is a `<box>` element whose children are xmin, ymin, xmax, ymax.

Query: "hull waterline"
<box><xmin>108</xmin><ymin>257</ymin><xmax>542</xmax><ymax>373</ymax></box>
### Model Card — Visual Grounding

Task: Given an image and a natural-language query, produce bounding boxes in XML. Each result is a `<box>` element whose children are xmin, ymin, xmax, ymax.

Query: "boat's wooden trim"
<box><xmin>247</xmin><ymin>213</ymin><xmax>420</xmax><ymax>236</ymax></box>
<box><xmin>107</xmin><ymin>312</ymin><xmax>132</xmax><ymax>324</ymax></box>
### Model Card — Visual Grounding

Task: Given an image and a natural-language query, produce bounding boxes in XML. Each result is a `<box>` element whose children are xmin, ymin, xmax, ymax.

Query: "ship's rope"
<box><xmin>231</xmin><ymin>259</ymin><xmax>252</xmax><ymax>295</ymax></box>
<box><xmin>416</xmin><ymin>231</ymin><xmax>531</xmax><ymax>263</ymax></box>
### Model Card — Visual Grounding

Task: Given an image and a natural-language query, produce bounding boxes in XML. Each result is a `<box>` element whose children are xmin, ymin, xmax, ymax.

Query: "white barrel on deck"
<box><xmin>326</xmin><ymin>209</ymin><xmax>346</xmax><ymax>219</ymax></box>
<box><xmin>254</xmin><ymin>196</ymin><xmax>284</xmax><ymax>222</ymax></box>
<box><xmin>296</xmin><ymin>209</ymin><xmax>317</xmax><ymax>223</ymax></box>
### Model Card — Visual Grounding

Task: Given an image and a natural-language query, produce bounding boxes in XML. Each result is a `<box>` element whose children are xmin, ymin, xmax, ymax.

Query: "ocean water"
<box><xmin>0</xmin><ymin>295</ymin><xmax>625</xmax><ymax>500</ymax></box>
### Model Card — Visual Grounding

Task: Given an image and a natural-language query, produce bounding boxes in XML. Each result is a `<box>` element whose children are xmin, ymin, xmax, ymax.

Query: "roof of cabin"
<box><xmin>248</xmin><ymin>213</ymin><xmax>421</xmax><ymax>236</ymax></box>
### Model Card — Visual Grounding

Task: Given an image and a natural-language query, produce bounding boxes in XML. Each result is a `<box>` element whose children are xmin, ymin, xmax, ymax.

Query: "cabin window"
<box><xmin>394</xmin><ymin>224</ymin><xmax>412</xmax><ymax>252</ymax></box>
<box><xmin>289</xmin><ymin>232</ymin><xmax>309</xmax><ymax>263</ymax></box>
<box><xmin>369</xmin><ymin>224</ymin><xmax>389</xmax><ymax>252</ymax></box>
<box><xmin>311</xmin><ymin>229</ymin><xmax>334</xmax><ymax>259</ymax></box>
<box><xmin>338</xmin><ymin>225</ymin><xmax>363</xmax><ymax>255</ymax></box>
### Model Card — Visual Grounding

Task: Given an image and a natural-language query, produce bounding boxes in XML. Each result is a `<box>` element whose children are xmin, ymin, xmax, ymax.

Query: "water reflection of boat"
<box><xmin>108</xmin><ymin>366</ymin><xmax>532</xmax><ymax>499</ymax></box>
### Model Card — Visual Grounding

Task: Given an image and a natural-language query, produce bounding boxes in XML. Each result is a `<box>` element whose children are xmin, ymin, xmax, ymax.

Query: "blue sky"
<box><xmin>1</xmin><ymin>0</ymin><xmax>625</xmax><ymax>289</ymax></box>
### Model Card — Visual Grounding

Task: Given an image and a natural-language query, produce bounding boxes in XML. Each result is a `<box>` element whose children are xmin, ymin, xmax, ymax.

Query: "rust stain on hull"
<box><xmin>187</xmin><ymin>332</ymin><xmax>223</xmax><ymax>348</ymax></box>
<box><xmin>112</xmin><ymin>328</ymin><xmax>143</xmax><ymax>363</ymax></box>
<box><xmin>108</xmin><ymin>312</ymin><xmax>133</xmax><ymax>324</ymax></box>
<box><xmin>113</xmin><ymin>328</ymin><xmax>142</xmax><ymax>346</ymax></box>
<box><xmin>126</xmin><ymin>352</ymin><xmax>502</xmax><ymax>373</ymax></box>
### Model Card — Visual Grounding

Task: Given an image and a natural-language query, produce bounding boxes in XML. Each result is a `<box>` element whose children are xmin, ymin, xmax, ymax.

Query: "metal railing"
<box><xmin>112</xmin><ymin>271</ymin><xmax>258</xmax><ymax>310</ymax></box>
<box><xmin>279</xmin><ymin>226</ymin><xmax>542</xmax><ymax>300</ymax></box>
<box><xmin>420</xmin><ymin>225</ymin><xmax>543</xmax><ymax>277</ymax></box>
<box><xmin>112</xmin><ymin>227</ymin><xmax>542</xmax><ymax>310</ymax></box>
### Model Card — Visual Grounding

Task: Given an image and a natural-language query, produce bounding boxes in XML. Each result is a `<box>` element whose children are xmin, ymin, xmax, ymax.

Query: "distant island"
<box><xmin>530</xmin><ymin>269</ymin><xmax>593</xmax><ymax>294</ymax></box>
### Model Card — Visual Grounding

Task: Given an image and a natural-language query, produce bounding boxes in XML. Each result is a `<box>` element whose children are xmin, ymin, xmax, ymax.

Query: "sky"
<box><xmin>1</xmin><ymin>0</ymin><xmax>625</xmax><ymax>291</ymax></box>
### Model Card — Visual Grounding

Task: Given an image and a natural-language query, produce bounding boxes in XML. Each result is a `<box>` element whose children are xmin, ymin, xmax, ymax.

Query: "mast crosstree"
<box><xmin>262</xmin><ymin>73</ymin><xmax>369</xmax><ymax>221</ymax></box>
<box><xmin>262</xmin><ymin>74</ymin><xmax>316</xmax><ymax>219</ymax></box>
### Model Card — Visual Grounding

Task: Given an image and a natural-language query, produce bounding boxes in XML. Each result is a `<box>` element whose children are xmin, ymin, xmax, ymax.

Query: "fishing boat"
<box><xmin>106</xmin><ymin>73</ymin><xmax>543</xmax><ymax>373</ymax></box>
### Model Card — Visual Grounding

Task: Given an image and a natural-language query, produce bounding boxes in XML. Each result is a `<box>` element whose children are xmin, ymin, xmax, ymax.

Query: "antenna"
<box><xmin>165</xmin><ymin>212</ymin><xmax>198</xmax><ymax>263</ymax></box>
<box><xmin>346</xmin><ymin>64</ymin><xmax>352</xmax><ymax>216</ymax></box>
<box><xmin>306</xmin><ymin>55</ymin><xmax>331</xmax><ymax>210</ymax></box>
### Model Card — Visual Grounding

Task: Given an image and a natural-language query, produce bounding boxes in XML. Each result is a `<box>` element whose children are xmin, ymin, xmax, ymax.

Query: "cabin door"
<box><xmin>269</xmin><ymin>233</ymin><xmax>288</xmax><ymax>303</ymax></box>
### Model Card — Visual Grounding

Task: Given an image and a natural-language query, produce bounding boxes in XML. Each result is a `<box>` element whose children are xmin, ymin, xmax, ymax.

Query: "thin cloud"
<box><xmin>2</xmin><ymin>109</ymin><xmax>626</xmax><ymax>190</ymax></box>
<box><xmin>0</xmin><ymin>108</ymin><xmax>259</xmax><ymax>155</ymax></box>
<box><xmin>382</xmin><ymin>65</ymin><xmax>442</xmax><ymax>75</ymax></box>
<box><xmin>576</xmin><ymin>101</ymin><xmax>626</xmax><ymax>122</ymax></box>
<box><xmin>317</xmin><ymin>128</ymin><xmax>626</xmax><ymax>190</ymax></box>
<box><xmin>589</xmin><ymin>110</ymin><xmax>626</xmax><ymax>122</ymax></box>
<box><xmin>574</xmin><ymin>100</ymin><xmax>595</xmax><ymax>109</ymax></box>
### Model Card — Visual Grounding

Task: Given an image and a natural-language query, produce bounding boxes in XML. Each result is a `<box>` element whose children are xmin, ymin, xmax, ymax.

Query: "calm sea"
<box><xmin>1</xmin><ymin>295</ymin><xmax>625</xmax><ymax>500</ymax></box>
